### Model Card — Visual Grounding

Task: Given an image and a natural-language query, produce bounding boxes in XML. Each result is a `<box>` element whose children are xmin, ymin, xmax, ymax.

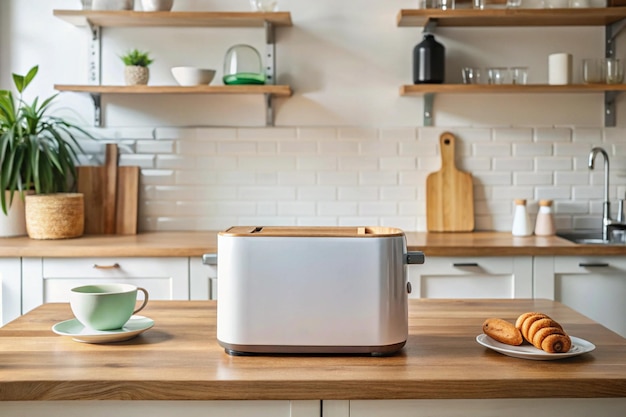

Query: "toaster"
<box><xmin>216</xmin><ymin>226</ymin><xmax>424</xmax><ymax>356</ymax></box>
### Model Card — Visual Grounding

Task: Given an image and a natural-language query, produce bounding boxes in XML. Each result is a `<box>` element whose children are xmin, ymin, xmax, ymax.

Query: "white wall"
<box><xmin>1</xmin><ymin>0</ymin><xmax>625</xmax><ymax>232</ymax></box>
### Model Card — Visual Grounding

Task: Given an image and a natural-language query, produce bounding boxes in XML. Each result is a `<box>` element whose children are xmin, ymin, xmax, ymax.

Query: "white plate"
<box><xmin>52</xmin><ymin>315</ymin><xmax>154</xmax><ymax>344</ymax></box>
<box><xmin>476</xmin><ymin>334</ymin><xmax>595</xmax><ymax>360</ymax></box>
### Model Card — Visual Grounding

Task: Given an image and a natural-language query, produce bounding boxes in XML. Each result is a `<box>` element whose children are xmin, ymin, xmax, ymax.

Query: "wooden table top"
<box><xmin>0</xmin><ymin>299</ymin><xmax>625</xmax><ymax>401</ymax></box>
<box><xmin>1</xmin><ymin>231</ymin><xmax>625</xmax><ymax>257</ymax></box>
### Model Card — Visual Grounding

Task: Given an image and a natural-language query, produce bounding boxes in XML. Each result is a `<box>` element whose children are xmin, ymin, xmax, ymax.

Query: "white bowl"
<box><xmin>171</xmin><ymin>67</ymin><xmax>216</xmax><ymax>86</ymax></box>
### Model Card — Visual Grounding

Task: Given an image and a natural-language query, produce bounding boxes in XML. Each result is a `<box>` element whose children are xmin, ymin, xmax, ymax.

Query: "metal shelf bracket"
<box><xmin>264</xmin><ymin>21</ymin><xmax>277</xmax><ymax>126</ymax></box>
<box><xmin>89</xmin><ymin>93</ymin><xmax>102</xmax><ymax>127</ymax></box>
<box><xmin>424</xmin><ymin>93</ymin><xmax>434</xmax><ymax>126</ymax></box>
<box><xmin>605</xmin><ymin>90</ymin><xmax>621</xmax><ymax>127</ymax></box>
<box><xmin>605</xmin><ymin>18</ymin><xmax>626</xmax><ymax>126</ymax></box>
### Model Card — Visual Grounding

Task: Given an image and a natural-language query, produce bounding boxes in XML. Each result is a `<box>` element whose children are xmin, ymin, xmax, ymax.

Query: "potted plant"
<box><xmin>0</xmin><ymin>65</ymin><xmax>91</xmax><ymax>239</ymax></box>
<box><xmin>121</xmin><ymin>49</ymin><xmax>154</xmax><ymax>85</ymax></box>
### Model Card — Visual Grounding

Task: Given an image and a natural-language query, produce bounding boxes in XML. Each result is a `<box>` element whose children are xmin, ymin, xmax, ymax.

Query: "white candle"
<box><xmin>548</xmin><ymin>53</ymin><xmax>572</xmax><ymax>85</ymax></box>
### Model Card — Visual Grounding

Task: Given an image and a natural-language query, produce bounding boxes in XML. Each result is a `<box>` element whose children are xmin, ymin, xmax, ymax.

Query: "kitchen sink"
<box><xmin>556</xmin><ymin>230</ymin><xmax>622</xmax><ymax>245</ymax></box>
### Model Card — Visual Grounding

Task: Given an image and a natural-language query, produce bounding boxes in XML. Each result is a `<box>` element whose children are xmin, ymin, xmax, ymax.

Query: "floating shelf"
<box><xmin>53</xmin><ymin>9</ymin><xmax>294</xmax><ymax>127</ymax></box>
<box><xmin>55</xmin><ymin>84</ymin><xmax>293</xmax><ymax>96</ymax></box>
<box><xmin>53</xmin><ymin>10</ymin><xmax>293</xmax><ymax>28</ymax></box>
<box><xmin>397</xmin><ymin>8</ymin><xmax>626</xmax><ymax>126</ymax></box>
<box><xmin>400</xmin><ymin>84</ymin><xmax>626</xmax><ymax>95</ymax></box>
<box><xmin>55</xmin><ymin>84</ymin><xmax>292</xmax><ymax>127</ymax></box>
<box><xmin>397</xmin><ymin>7</ymin><xmax>626</xmax><ymax>28</ymax></box>
<box><xmin>400</xmin><ymin>83</ymin><xmax>626</xmax><ymax>127</ymax></box>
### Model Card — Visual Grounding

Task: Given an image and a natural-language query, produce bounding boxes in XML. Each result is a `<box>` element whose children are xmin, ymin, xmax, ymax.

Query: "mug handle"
<box><xmin>133</xmin><ymin>287</ymin><xmax>149</xmax><ymax>315</ymax></box>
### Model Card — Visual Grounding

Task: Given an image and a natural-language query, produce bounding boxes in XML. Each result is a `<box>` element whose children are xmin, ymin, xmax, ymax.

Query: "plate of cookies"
<box><xmin>477</xmin><ymin>312</ymin><xmax>596</xmax><ymax>360</ymax></box>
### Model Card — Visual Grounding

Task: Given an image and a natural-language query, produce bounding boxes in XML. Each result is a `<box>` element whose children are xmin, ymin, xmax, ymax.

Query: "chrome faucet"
<box><xmin>588</xmin><ymin>147</ymin><xmax>612</xmax><ymax>241</ymax></box>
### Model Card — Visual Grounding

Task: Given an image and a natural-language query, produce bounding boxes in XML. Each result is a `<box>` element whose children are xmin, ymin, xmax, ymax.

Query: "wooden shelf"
<box><xmin>397</xmin><ymin>7</ymin><xmax>626</xmax><ymax>28</ymax></box>
<box><xmin>400</xmin><ymin>84</ymin><xmax>626</xmax><ymax>95</ymax></box>
<box><xmin>54</xmin><ymin>84</ymin><xmax>293</xmax><ymax>97</ymax></box>
<box><xmin>53</xmin><ymin>10</ymin><xmax>293</xmax><ymax>28</ymax></box>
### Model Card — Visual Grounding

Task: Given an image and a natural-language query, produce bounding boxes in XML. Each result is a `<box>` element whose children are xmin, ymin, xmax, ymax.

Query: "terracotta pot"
<box><xmin>0</xmin><ymin>190</ymin><xmax>29</xmax><ymax>237</ymax></box>
<box><xmin>125</xmin><ymin>66</ymin><xmax>150</xmax><ymax>85</ymax></box>
<box><xmin>25</xmin><ymin>193</ymin><xmax>85</xmax><ymax>240</ymax></box>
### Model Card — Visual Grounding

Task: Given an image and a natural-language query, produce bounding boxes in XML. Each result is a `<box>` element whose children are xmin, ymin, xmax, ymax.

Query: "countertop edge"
<box><xmin>1</xmin><ymin>231</ymin><xmax>625</xmax><ymax>257</ymax></box>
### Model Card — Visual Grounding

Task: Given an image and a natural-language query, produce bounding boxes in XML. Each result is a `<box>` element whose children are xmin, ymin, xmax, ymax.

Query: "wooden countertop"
<box><xmin>0</xmin><ymin>299</ymin><xmax>625</xmax><ymax>401</ymax></box>
<box><xmin>1</xmin><ymin>231</ymin><xmax>626</xmax><ymax>257</ymax></box>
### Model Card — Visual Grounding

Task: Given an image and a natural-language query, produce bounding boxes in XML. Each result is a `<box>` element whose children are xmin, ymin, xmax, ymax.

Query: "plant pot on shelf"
<box><xmin>25</xmin><ymin>193</ymin><xmax>85</xmax><ymax>240</ymax></box>
<box><xmin>0</xmin><ymin>190</ymin><xmax>28</xmax><ymax>238</ymax></box>
<box><xmin>125</xmin><ymin>65</ymin><xmax>150</xmax><ymax>85</ymax></box>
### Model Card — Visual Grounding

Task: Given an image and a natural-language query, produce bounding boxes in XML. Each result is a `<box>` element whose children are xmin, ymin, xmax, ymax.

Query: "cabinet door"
<box><xmin>534</xmin><ymin>256</ymin><xmax>626</xmax><ymax>338</ymax></box>
<box><xmin>0</xmin><ymin>258</ymin><xmax>22</xmax><ymax>325</ymax></box>
<box><xmin>21</xmin><ymin>257</ymin><xmax>190</xmax><ymax>314</ymax></box>
<box><xmin>0</xmin><ymin>400</ymin><xmax>320</xmax><ymax>417</ymax></box>
<box><xmin>408</xmin><ymin>257</ymin><xmax>533</xmax><ymax>299</ymax></box>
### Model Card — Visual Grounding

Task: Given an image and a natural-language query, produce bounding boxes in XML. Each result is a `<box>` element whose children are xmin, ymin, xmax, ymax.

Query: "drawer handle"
<box><xmin>92</xmin><ymin>263</ymin><xmax>120</xmax><ymax>269</ymax></box>
<box><xmin>579</xmin><ymin>263</ymin><xmax>609</xmax><ymax>268</ymax></box>
<box><xmin>453</xmin><ymin>263</ymin><xmax>479</xmax><ymax>267</ymax></box>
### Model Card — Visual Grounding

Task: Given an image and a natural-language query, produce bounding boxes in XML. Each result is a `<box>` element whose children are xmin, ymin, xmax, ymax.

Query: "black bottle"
<box><xmin>413</xmin><ymin>33</ymin><xmax>445</xmax><ymax>84</ymax></box>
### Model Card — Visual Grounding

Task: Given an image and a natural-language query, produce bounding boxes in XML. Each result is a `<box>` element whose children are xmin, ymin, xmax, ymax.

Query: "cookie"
<box><xmin>483</xmin><ymin>318</ymin><xmax>523</xmax><ymax>346</ymax></box>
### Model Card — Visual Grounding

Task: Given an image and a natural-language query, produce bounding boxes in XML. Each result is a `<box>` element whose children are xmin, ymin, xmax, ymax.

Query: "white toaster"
<box><xmin>216</xmin><ymin>226</ymin><xmax>424</xmax><ymax>355</ymax></box>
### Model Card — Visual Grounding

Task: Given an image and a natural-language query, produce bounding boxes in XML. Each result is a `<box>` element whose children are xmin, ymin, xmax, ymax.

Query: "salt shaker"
<box><xmin>534</xmin><ymin>199</ymin><xmax>556</xmax><ymax>236</ymax></box>
<box><xmin>512</xmin><ymin>199</ymin><xmax>533</xmax><ymax>237</ymax></box>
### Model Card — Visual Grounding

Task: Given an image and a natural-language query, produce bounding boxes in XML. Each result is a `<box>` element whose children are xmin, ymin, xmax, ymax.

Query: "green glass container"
<box><xmin>223</xmin><ymin>44</ymin><xmax>265</xmax><ymax>85</ymax></box>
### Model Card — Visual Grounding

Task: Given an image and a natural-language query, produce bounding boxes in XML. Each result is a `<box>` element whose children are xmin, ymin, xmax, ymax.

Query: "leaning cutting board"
<box><xmin>77</xmin><ymin>144</ymin><xmax>139</xmax><ymax>235</ymax></box>
<box><xmin>426</xmin><ymin>132</ymin><xmax>474</xmax><ymax>232</ymax></box>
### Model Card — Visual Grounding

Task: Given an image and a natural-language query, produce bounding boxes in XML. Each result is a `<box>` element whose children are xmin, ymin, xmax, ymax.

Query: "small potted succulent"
<box><xmin>121</xmin><ymin>49</ymin><xmax>154</xmax><ymax>86</ymax></box>
<box><xmin>0</xmin><ymin>65</ymin><xmax>91</xmax><ymax>239</ymax></box>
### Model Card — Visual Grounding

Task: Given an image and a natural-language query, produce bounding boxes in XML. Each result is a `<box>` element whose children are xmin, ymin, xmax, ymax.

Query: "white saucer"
<box><xmin>52</xmin><ymin>315</ymin><xmax>154</xmax><ymax>344</ymax></box>
<box><xmin>476</xmin><ymin>334</ymin><xmax>595</xmax><ymax>360</ymax></box>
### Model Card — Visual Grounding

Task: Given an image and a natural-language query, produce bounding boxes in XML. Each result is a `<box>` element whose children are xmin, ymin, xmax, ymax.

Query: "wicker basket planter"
<box><xmin>25</xmin><ymin>193</ymin><xmax>85</xmax><ymax>240</ymax></box>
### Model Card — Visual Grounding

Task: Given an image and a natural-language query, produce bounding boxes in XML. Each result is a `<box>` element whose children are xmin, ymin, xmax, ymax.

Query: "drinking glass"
<box><xmin>582</xmin><ymin>58</ymin><xmax>603</xmax><ymax>84</ymax></box>
<box><xmin>603</xmin><ymin>58</ymin><xmax>624</xmax><ymax>84</ymax></box>
<box><xmin>487</xmin><ymin>67</ymin><xmax>507</xmax><ymax>84</ymax></box>
<box><xmin>507</xmin><ymin>0</ymin><xmax>522</xmax><ymax>7</ymax></box>
<box><xmin>510</xmin><ymin>67</ymin><xmax>528</xmax><ymax>85</ymax></box>
<box><xmin>438</xmin><ymin>0</ymin><xmax>455</xmax><ymax>10</ymax></box>
<box><xmin>462</xmin><ymin>67</ymin><xmax>481</xmax><ymax>84</ymax></box>
<box><xmin>473</xmin><ymin>0</ymin><xmax>485</xmax><ymax>9</ymax></box>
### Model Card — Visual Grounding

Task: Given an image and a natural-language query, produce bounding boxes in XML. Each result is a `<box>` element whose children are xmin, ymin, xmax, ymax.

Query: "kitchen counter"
<box><xmin>1</xmin><ymin>230</ymin><xmax>625</xmax><ymax>257</ymax></box>
<box><xmin>1</xmin><ymin>299</ymin><xmax>625</xmax><ymax>402</ymax></box>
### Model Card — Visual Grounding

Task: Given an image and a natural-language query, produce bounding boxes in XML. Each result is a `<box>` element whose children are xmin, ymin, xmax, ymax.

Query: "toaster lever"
<box><xmin>405</xmin><ymin>251</ymin><xmax>425</xmax><ymax>265</ymax></box>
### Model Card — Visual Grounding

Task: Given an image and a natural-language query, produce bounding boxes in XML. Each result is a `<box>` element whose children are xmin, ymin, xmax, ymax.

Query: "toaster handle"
<box><xmin>405</xmin><ymin>251</ymin><xmax>425</xmax><ymax>265</ymax></box>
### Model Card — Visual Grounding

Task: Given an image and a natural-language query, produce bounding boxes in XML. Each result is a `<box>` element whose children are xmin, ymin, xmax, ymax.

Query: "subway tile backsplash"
<box><xmin>83</xmin><ymin>126</ymin><xmax>625</xmax><ymax>233</ymax></box>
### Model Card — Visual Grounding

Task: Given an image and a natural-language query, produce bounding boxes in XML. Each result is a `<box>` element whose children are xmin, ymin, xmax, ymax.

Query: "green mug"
<box><xmin>70</xmin><ymin>283</ymin><xmax>149</xmax><ymax>330</ymax></box>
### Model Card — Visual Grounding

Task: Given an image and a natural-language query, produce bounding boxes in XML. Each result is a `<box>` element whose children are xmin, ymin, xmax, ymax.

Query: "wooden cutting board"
<box><xmin>426</xmin><ymin>132</ymin><xmax>474</xmax><ymax>232</ymax></box>
<box><xmin>77</xmin><ymin>144</ymin><xmax>139</xmax><ymax>235</ymax></box>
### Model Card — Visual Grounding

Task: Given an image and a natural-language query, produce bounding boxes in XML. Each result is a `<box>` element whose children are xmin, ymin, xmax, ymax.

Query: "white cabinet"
<box><xmin>534</xmin><ymin>256</ymin><xmax>626</xmax><ymax>338</ymax></box>
<box><xmin>323</xmin><ymin>399</ymin><xmax>626</xmax><ymax>417</ymax></box>
<box><xmin>21</xmin><ymin>257</ymin><xmax>190</xmax><ymax>315</ymax></box>
<box><xmin>408</xmin><ymin>256</ymin><xmax>533</xmax><ymax>299</ymax></box>
<box><xmin>1</xmin><ymin>400</ymin><xmax>320</xmax><ymax>417</ymax></box>
<box><xmin>0</xmin><ymin>257</ymin><xmax>22</xmax><ymax>325</ymax></box>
